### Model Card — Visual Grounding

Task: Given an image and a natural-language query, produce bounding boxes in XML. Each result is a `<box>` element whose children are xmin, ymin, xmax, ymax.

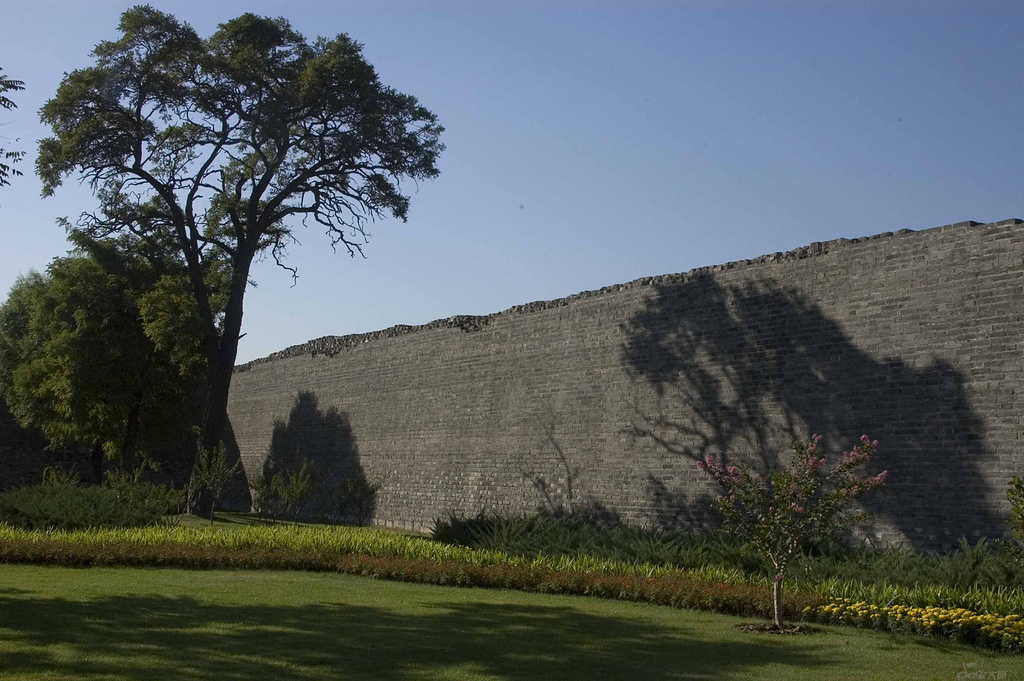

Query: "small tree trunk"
<box><xmin>773</xmin><ymin>575</ymin><xmax>785</xmax><ymax>630</ymax></box>
<box><xmin>119</xmin><ymin>392</ymin><xmax>143</xmax><ymax>472</ymax></box>
<box><xmin>209</xmin><ymin>492</ymin><xmax>218</xmax><ymax>525</ymax></box>
<box><xmin>91</xmin><ymin>441</ymin><xmax>104</xmax><ymax>485</ymax></box>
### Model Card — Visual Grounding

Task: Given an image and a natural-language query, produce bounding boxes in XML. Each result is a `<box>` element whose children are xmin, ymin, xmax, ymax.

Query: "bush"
<box><xmin>0</xmin><ymin>476</ymin><xmax>169</xmax><ymax>531</ymax></box>
<box><xmin>318</xmin><ymin>473</ymin><xmax>385</xmax><ymax>526</ymax></box>
<box><xmin>250</xmin><ymin>471</ymin><xmax>286</xmax><ymax>522</ymax></box>
<box><xmin>188</xmin><ymin>443</ymin><xmax>241</xmax><ymax>523</ymax></box>
<box><xmin>433</xmin><ymin>512</ymin><xmax>1024</xmax><ymax>594</ymax></box>
<box><xmin>251</xmin><ymin>458</ymin><xmax>317</xmax><ymax>523</ymax></box>
<box><xmin>0</xmin><ymin>464</ymin><xmax>183</xmax><ymax>531</ymax></box>
<box><xmin>105</xmin><ymin>459</ymin><xmax>187</xmax><ymax>525</ymax></box>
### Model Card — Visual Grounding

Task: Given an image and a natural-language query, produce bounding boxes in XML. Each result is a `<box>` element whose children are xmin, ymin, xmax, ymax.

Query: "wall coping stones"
<box><xmin>234</xmin><ymin>218</ymin><xmax>1022</xmax><ymax>372</ymax></box>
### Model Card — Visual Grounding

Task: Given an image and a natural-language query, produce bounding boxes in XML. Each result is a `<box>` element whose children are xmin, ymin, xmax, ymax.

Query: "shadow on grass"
<box><xmin>0</xmin><ymin>592</ymin><xmax>827</xmax><ymax>680</ymax></box>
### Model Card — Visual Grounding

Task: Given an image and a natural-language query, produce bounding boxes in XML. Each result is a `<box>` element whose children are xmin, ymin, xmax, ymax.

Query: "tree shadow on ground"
<box><xmin>621</xmin><ymin>274</ymin><xmax>994</xmax><ymax>549</ymax></box>
<box><xmin>0</xmin><ymin>590</ymin><xmax>826</xmax><ymax>680</ymax></box>
<box><xmin>265</xmin><ymin>391</ymin><xmax>372</xmax><ymax>523</ymax></box>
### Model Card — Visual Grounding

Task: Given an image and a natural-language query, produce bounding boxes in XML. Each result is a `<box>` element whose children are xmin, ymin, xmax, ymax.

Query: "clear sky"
<box><xmin>1</xmin><ymin>0</ymin><xmax>1021</xmax><ymax>364</ymax></box>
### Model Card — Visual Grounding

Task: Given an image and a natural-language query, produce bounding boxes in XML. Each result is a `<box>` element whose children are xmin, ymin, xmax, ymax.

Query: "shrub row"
<box><xmin>1</xmin><ymin>523</ymin><xmax>1020</xmax><ymax>654</ymax></box>
<box><xmin>0</xmin><ymin>533</ymin><xmax>818</xmax><ymax>620</ymax></box>
<box><xmin>804</xmin><ymin>599</ymin><xmax>1024</xmax><ymax>654</ymax></box>
<box><xmin>433</xmin><ymin>512</ymin><xmax>1024</xmax><ymax>592</ymax></box>
<box><xmin>0</xmin><ymin>481</ymin><xmax>177</xmax><ymax>531</ymax></box>
<box><xmin>0</xmin><ymin>524</ymin><xmax>758</xmax><ymax>584</ymax></box>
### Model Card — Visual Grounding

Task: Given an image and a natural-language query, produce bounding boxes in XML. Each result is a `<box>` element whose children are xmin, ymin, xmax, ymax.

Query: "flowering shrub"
<box><xmin>804</xmin><ymin>599</ymin><xmax>1024</xmax><ymax>653</ymax></box>
<box><xmin>696</xmin><ymin>434</ymin><xmax>888</xmax><ymax>628</ymax></box>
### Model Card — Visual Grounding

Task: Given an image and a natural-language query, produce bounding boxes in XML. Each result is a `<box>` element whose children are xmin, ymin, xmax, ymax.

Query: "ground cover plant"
<box><xmin>1</xmin><ymin>521</ymin><xmax>1023</xmax><ymax>654</ymax></box>
<box><xmin>804</xmin><ymin>599</ymin><xmax>1024</xmax><ymax>653</ymax></box>
<box><xmin>0</xmin><ymin>563</ymin><xmax>1019</xmax><ymax>681</ymax></box>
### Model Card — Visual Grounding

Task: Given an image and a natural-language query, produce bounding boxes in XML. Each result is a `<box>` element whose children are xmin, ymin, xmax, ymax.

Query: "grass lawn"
<box><xmin>0</xmin><ymin>565</ymin><xmax>1019</xmax><ymax>680</ymax></box>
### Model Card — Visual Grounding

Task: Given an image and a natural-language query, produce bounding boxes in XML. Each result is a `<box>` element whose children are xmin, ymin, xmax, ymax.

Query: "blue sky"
<box><xmin>1</xmin><ymin>0</ymin><xmax>1021</xmax><ymax>363</ymax></box>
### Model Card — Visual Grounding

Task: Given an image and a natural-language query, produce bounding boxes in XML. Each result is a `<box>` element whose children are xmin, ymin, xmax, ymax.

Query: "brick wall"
<box><xmin>226</xmin><ymin>219</ymin><xmax>1024</xmax><ymax>549</ymax></box>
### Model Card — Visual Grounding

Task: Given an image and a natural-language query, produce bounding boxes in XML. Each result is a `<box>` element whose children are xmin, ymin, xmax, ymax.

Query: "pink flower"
<box><xmin>861</xmin><ymin>434</ymin><xmax>869</xmax><ymax>443</ymax></box>
<box><xmin>726</xmin><ymin>466</ymin><xmax>736</xmax><ymax>475</ymax></box>
<box><xmin>696</xmin><ymin>461</ymin><xmax>705</xmax><ymax>470</ymax></box>
<box><xmin>792</xmin><ymin>504</ymin><xmax>804</xmax><ymax>513</ymax></box>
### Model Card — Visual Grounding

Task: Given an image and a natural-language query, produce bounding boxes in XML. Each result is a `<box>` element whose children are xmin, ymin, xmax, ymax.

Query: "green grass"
<box><xmin>172</xmin><ymin>511</ymin><xmax>334</xmax><ymax>530</ymax></box>
<box><xmin>0</xmin><ymin>564</ymin><xmax>1019</xmax><ymax>680</ymax></box>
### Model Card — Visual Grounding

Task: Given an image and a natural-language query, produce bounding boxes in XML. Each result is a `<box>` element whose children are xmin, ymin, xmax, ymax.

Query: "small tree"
<box><xmin>696</xmin><ymin>434</ymin><xmax>888</xmax><ymax>630</ymax></box>
<box><xmin>280</xmin><ymin>458</ymin><xmax>314</xmax><ymax>522</ymax></box>
<box><xmin>189</xmin><ymin>443</ymin><xmax>241</xmax><ymax>524</ymax></box>
<box><xmin>249</xmin><ymin>471</ymin><xmax>285</xmax><ymax>523</ymax></box>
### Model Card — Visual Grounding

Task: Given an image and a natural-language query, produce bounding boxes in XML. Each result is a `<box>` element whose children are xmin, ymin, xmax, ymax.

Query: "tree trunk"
<box><xmin>773</xmin><ymin>575</ymin><xmax>785</xmax><ymax>630</ymax></box>
<box><xmin>199</xmin><ymin>266</ymin><xmax>248</xmax><ymax>455</ymax></box>
<box><xmin>91</xmin><ymin>441</ymin><xmax>104</xmax><ymax>485</ymax></box>
<box><xmin>119</xmin><ymin>391</ymin><xmax>143</xmax><ymax>472</ymax></box>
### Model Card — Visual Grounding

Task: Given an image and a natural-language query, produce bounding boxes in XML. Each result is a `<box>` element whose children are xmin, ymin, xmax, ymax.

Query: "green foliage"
<box><xmin>0</xmin><ymin>467</ymin><xmax>176</xmax><ymax>531</ymax></box>
<box><xmin>0</xmin><ymin>244</ymin><xmax>212</xmax><ymax>465</ymax></box>
<box><xmin>189</xmin><ymin>443</ymin><xmax>241</xmax><ymax>523</ymax></box>
<box><xmin>697</xmin><ymin>434</ymin><xmax>888</xmax><ymax>628</ymax></box>
<box><xmin>432</xmin><ymin>513</ymin><xmax>1024</xmax><ymax>606</ymax></box>
<box><xmin>1007</xmin><ymin>477</ymin><xmax>1024</xmax><ymax>556</ymax></box>
<box><xmin>36</xmin><ymin>5</ymin><xmax>445</xmax><ymax>453</ymax></box>
<box><xmin>249</xmin><ymin>471</ymin><xmax>287</xmax><ymax>522</ymax></box>
<box><xmin>0</xmin><ymin>67</ymin><xmax>25</xmax><ymax>193</ymax></box>
<box><xmin>0</xmin><ymin>523</ymin><xmax>810</xmax><ymax>621</ymax></box>
<box><xmin>41</xmin><ymin>466</ymin><xmax>82</xmax><ymax>488</ymax></box>
<box><xmin>250</xmin><ymin>458</ymin><xmax>316</xmax><ymax>522</ymax></box>
<box><xmin>697</xmin><ymin>435</ymin><xmax>888</xmax><ymax>578</ymax></box>
<box><xmin>280</xmin><ymin>458</ymin><xmax>314</xmax><ymax>520</ymax></box>
<box><xmin>319</xmin><ymin>473</ymin><xmax>385</xmax><ymax>526</ymax></box>
<box><xmin>105</xmin><ymin>457</ymin><xmax>187</xmax><ymax>526</ymax></box>
<box><xmin>2</xmin><ymin>522</ymin><xmax>1024</xmax><ymax>641</ymax></box>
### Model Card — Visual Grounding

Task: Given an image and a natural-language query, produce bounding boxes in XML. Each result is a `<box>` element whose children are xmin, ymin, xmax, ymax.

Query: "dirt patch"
<box><xmin>735</xmin><ymin>623</ymin><xmax>824</xmax><ymax>635</ymax></box>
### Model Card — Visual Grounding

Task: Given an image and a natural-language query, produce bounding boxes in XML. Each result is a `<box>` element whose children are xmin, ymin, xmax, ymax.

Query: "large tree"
<box><xmin>0</xmin><ymin>238</ymin><xmax>215</xmax><ymax>481</ymax></box>
<box><xmin>37</xmin><ymin>6</ymin><xmax>444</xmax><ymax>453</ymax></box>
<box><xmin>0</xmin><ymin>67</ymin><xmax>25</xmax><ymax>192</ymax></box>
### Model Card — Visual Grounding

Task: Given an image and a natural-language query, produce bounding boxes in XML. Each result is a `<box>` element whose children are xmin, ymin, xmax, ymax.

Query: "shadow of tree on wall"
<box><xmin>265</xmin><ymin>391</ymin><xmax>373</xmax><ymax>524</ymax></box>
<box><xmin>521</xmin><ymin>417</ymin><xmax>623</xmax><ymax>525</ymax></box>
<box><xmin>621</xmin><ymin>273</ymin><xmax>994</xmax><ymax>549</ymax></box>
<box><xmin>217</xmin><ymin>418</ymin><xmax>252</xmax><ymax>511</ymax></box>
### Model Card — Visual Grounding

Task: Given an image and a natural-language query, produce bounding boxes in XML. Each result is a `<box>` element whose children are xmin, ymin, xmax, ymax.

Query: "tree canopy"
<box><xmin>0</xmin><ymin>238</ymin><xmax>217</xmax><ymax>478</ymax></box>
<box><xmin>37</xmin><ymin>6</ymin><xmax>444</xmax><ymax>453</ymax></box>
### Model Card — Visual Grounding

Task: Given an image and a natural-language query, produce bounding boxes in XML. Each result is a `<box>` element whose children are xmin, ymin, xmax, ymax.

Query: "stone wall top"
<box><xmin>234</xmin><ymin>218</ymin><xmax>1021</xmax><ymax>372</ymax></box>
